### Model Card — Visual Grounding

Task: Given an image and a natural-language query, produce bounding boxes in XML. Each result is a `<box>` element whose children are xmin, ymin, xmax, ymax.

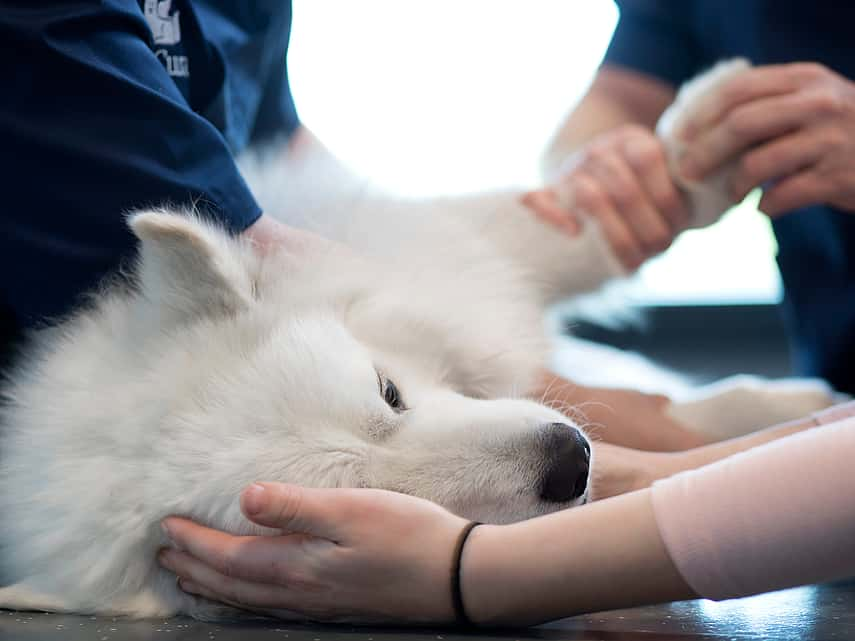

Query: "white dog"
<box><xmin>0</xmin><ymin>60</ymin><xmax>836</xmax><ymax>618</ymax></box>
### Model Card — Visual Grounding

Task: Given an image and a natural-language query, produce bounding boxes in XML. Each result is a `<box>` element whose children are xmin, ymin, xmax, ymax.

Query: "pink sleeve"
<box><xmin>812</xmin><ymin>399</ymin><xmax>855</xmax><ymax>424</ymax></box>
<box><xmin>650</xmin><ymin>417</ymin><xmax>855</xmax><ymax>601</ymax></box>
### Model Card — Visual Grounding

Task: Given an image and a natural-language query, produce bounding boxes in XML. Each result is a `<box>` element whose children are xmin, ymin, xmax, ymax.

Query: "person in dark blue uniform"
<box><xmin>0</xmin><ymin>0</ymin><xmax>720</xmax><ymax>452</ymax></box>
<box><xmin>0</xmin><ymin>0</ymin><xmax>299</xmax><ymax>367</ymax></box>
<box><xmin>536</xmin><ymin>0</ymin><xmax>855</xmax><ymax>395</ymax></box>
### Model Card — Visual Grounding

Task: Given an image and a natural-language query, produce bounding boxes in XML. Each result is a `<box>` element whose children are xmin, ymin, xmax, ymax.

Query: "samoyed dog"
<box><xmin>0</xmin><ymin>60</ymin><xmax>836</xmax><ymax>618</ymax></box>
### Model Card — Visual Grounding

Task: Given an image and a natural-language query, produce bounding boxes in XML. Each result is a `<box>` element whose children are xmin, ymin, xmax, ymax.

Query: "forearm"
<box><xmin>464</xmin><ymin>418</ymin><xmax>855</xmax><ymax>625</ymax></box>
<box><xmin>660</xmin><ymin>414</ymin><xmax>820</xmax><ymax>476</ymax></box>
<box><xmin>541</xmin><ymin>66</ymin><xmax>676</xmax><ymax>180</ymax></box>
<box><xmin>592</xmin><ymin>403</ymin><xmax>848</xmax><ymax>499</ymax></box>
<box><xmin>462</xmin><ymin>488</ymin><xmax>695</xmax><ymax>626</ymax></box>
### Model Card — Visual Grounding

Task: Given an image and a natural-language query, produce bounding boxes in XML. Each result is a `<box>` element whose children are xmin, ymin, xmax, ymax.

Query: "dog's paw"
<box><xmin>656</xmin><ymin>58</ymin><xmax>753</xmax><ymax>228</ymax></box>
<box><xmin>669</xmin><ymin>375</ymin><xmax>839</xmax><ymax>440</ymax></box>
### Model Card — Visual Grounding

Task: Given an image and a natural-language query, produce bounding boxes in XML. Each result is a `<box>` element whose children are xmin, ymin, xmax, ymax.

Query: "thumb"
<box><xmin>241</xmin><ymin>482</ymin><xmax>342</xmax><ymax>540</ymax></box>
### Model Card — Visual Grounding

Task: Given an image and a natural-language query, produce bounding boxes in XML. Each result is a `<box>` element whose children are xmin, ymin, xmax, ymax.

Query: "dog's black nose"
<box><xmin>539</xmin><ymin>423</ymin><xmax>591</xmax><ymax>503</ymax></box>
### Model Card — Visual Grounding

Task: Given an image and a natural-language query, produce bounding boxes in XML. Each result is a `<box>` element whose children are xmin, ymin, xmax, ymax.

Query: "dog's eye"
<box><xmin>381</xmin><ymin>377</ymin><xmax>405</xmax><ymax>412</ymax></box>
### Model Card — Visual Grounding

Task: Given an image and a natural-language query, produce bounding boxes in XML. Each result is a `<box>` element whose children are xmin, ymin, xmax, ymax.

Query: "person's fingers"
<box><xmin>681</xmin><ymin>63</ymin><xmax>820</xmax><ymax>139</ymax></box>
<box><xmin>759</xmin><ymin>168</ymin><xmax>828</xmax><ymax>217</ymax></box>
<box><xmin>583</xmin><ymin>149</ymin><xmax>673</xmax><ymax>254</ymax></box>
<box><xmin>160</xmin><ymin>548</ymin><xmax>298</xmax><ymax>609</ymax></box>
<box><xmin>679</xmin><ymin>90</ymin><xmax>827</xmax><ymax>181</ymax></box>
<box><xmin>177</xmin><ymin>578</ymin><xmax>305</xmax><ymax>621</ymax></box>
<box><xmin>520</xmin><ymin>189</ymin><xmax>581</xmax><ymax>235</ymax></box>
<box><xmin>162</xmin><ymin>514</ymin><xmax>334</xmax><ymax>584</ymax></box>
<box><xmin>240</xmin><ymin>483</ymin><xmax>353</xmax><ymax>539</ymax></box>
<box><xmin>622</xmin><ymin>134</ymin><xmax>690</xmax><ymax>231</ymax></box>
<box><xmin>568</xmin><ymin>170</ymin><xmax>645</xmax><ymax>268</ymax></box>
<box><xmin>730</xmin><ymin>130</ymin><xmax>829</xmax><ymax>201</ymax></box>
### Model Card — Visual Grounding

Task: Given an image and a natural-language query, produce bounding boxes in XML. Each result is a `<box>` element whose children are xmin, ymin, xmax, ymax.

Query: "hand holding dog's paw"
<box><xmin>670</xmin><ymin>62</ymin><xmax>855</xmax><ymax>216</ymax></box>
<box><xmin>524</xmin><ymin>125</ymin><xmax>690</xmax><ymax>271</ymax></box>
<box><xmin>159</xmin><ymin>483</ymin><xmax>470</xmax><ymax>625</ymax></box>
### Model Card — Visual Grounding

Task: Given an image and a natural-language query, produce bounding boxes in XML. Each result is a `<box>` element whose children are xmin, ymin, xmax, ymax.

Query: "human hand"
<box><xmin>676</xmin><ymin>62</ymin><xmax>855</xmax><ymax>216</ymax></box>
<box><xmin>159</xmin><ymin>483</ymin><xmax>470</xmax><ymax>625</ymax></box>
<box><xmin>582</xmin><ymin>387</ymin><xmax>711</xmax><ymax>451</ymax></box>
<box><xmin>523</xmin><ymin>125</ymin><xmax>690</xmax><ymax>270</ymax></box>
<box><xmin>536</xmin><ymin>374</ymin><xmax>709</xmax><ymax>452</ymax></box>
<box><xmin>243</xmin><ymin>213</ymin><xmax>341</xmax><ymax>255</ymax></box>
<box><xmin>588</xmin><ymin>442</ymin><xmax>674</xmax><ymax>500</ymax></box>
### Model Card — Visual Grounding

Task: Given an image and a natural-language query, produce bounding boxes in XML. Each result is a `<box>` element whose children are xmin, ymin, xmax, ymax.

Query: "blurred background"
<box><xmin>288</xmin><ymin>0</ymin><xmax>791</xmax><ymax>384</ymax></box>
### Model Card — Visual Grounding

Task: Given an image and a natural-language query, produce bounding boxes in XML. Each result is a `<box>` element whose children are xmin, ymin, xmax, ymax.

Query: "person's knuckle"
<box><xmin>617</xmin><ymin>123</ymin><xmax>648</xmax><ymax>140</ymax></box>
<box><xmin>573</xmin><ymin>174</ymin><xmax>605</xmax><ymax>211</ymax></box>
<box><xmin>270</xmin><ymin>485</ymin><xmax>303</xmax><ymax>526</ymax></box>
<box><xmin>719</xmin><ymin>80</ymin><xmax>750</xmax><ymax>108</ymax></box>
<box><xmin>810</xmin><ymin>88</ymin><xmax>845</xmax><ymax>117</ymax></box>
<box><xmin>793</xmin><ymin>62</ymin><xmax>827</xmax><ymax>82</ymax></box>
<box><xmin>724</xmin><ymin>109</ymin><xmax>755</xmax><ymax>138</ymax></box>
<box><xmin>218</xmin><ymin>544</ymin><xmax>242</xmax><ymax>579</ymax></box>
<box><xmin>607</xmin><ymin>176</ymin><xmax>636</xmax><ymax>209</ymax></box>
<box><xmin>583</xmin><ymin>144</ymin><xmax>610</xmax><ymax>167</ymax></box>
<box><xmin>736</xmin><ymin>152</ymin><xmax>760</xmax><ymax>186</ymax></box>
<box><xmin>818</xmin><ymin>127</ymin><xmax>847</xmax><ymax>151</ymax></box>
<box><xmin>625</xmin><ymin>134</ymin><xmax>664</xmax><ymax>168</ymax></box>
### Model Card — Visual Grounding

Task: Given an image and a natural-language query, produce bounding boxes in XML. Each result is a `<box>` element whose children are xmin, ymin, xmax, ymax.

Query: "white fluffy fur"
<box><xmin>656</xmin><ymin>58</ymin><xmax>753</xmax><ymax>227</ymax></box>
<box><xmin>0</xmin><ymin>60</ymin><xmax>837</xmax><ymax>619</ymax></box>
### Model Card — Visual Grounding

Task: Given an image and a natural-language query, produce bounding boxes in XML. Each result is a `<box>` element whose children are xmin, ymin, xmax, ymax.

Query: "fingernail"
<box><xmin>243</xmin><ymin>483</ymin><xmax>267</xmax><ymax>515</ymax></box>
<box><xmin>178</xmin><ymin>579</ymin><xmax>198</xmax><ymax>594</ymax></box>
<box><xmin>161</xmin><ymin>520</ymin><xmax>184</xmax><ymax>551</ymax></box>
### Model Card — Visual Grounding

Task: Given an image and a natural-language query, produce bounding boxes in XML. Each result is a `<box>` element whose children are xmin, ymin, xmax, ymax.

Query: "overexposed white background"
<box><xmin>288</xmin><ymin>0</ymin><xmax>782</xmax><ymax>305</ymax></box>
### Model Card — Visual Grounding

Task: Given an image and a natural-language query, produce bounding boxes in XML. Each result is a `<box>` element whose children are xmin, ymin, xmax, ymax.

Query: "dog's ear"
<box><xmin>128</xmin><ymin>210</ymin><xmax>254</xmax><ymax>322</ymax></box>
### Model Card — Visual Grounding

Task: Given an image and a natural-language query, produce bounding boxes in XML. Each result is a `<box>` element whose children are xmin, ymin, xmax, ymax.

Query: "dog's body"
<box><xmin>0</xmin><ymin>60</ymin><xmax>838</xmax><ymax>618</ymax></box>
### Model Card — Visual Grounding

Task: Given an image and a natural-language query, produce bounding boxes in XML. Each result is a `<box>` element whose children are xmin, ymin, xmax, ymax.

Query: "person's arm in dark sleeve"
<box><xmin>603</xmin><ymin>0</ymin><xmax>703</xmax><ymax>88</ymax></box>
<box><xmin>0</xmin><ymin>1</ymin><xmax>262</xmax><ymax>326</ymax></box>
<box><xmin>541</xmin><ymin>0</ymin><xmax>700</xmax><ymax>178</ymax></box>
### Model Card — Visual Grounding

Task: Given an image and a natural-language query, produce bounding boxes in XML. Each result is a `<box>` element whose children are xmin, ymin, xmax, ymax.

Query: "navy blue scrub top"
<box><xmin>0</xmin><ymin>0</ymin><xmax>298</xmax><ymax>357</ymax></box>
<box><xmin>605</xmin><ymin>0</ymin><xmax>855</xmax><ymax>394</ymax></box>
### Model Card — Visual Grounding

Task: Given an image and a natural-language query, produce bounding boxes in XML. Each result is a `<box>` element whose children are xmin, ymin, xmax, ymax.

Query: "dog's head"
<box><xmin>116</xmin><ymin>211</ymin><xmax>592</xmax><ymax>524</ymax></box>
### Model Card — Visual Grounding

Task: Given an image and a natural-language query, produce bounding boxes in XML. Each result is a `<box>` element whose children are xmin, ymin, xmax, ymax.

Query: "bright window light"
<box><xmin>288</xmin><ymin>0</ymin><xmax>782</xmax><ymax>305</ymax></box>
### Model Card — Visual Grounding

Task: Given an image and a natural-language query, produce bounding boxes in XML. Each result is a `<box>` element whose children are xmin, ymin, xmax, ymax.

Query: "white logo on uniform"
<box><xmin>144</xmin><ymin>0</ymin><xmax>181</xmax><ymax>46</ymax></box>
<box><xmin>144</xmin><ymin>0</ymin><xmax>190</xmax><ymax>78</ymax></box>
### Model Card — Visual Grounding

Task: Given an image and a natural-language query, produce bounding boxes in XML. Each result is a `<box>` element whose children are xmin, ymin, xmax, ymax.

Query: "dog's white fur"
<box><xmin>656</xmin><ymin>58</ymin><xmax>752</xmax><ymax>228</ymax></box>
<box><xmin>0</xmin><ymin>60</ymin><xmax>837</xmax><ymax>618</ymax></box>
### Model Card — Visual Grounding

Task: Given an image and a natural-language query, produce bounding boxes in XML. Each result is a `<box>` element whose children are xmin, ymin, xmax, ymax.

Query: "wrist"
<box><xmin>459</xmin><ymin>523</ymin><xmax>513</xmax><ymax>625</ymax></box>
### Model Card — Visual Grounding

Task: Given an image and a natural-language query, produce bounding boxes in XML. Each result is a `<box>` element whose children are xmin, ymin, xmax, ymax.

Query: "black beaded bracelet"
<box><xmin>451</xmin><ymin>521</ymin><xmax>481</xmax><ymax>626</ymax></box>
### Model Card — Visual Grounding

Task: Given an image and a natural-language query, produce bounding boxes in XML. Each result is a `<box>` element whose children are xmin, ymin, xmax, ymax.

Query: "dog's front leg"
<box><xmin>462</xmin><ymin>190</ymin><xmax>626</xmax><ymax>305</ymax></box>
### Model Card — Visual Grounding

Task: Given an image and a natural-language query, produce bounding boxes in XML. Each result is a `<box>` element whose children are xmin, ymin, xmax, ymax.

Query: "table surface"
<box><xmin>0</xmin><ymin>580</ymin><xmax>852</xmax><ymax>641</ymax></box>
